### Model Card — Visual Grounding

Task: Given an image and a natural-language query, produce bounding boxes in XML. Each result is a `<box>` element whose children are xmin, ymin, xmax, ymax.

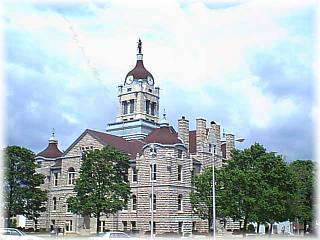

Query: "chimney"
<box><xmin>211</xmin><ymin>121</ymin><xmax>221</xmax><ymax>156</ymax></box>
<box><xmin>178</xmin><ymin>116</ymin><xmax>189</xmax><ymax>151</ymax></box>
<box><xmin>226</xmin><ymin>133</ymin><xmax>235</xmax><ymax>160</ymax></box>
<box><xmin>196</xmin><ymin>118</ymin><xmax>206</xmax><ymax>153</ymax></box>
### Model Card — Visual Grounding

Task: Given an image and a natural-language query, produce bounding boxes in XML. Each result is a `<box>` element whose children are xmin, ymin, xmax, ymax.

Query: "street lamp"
<box><xmin>150</xmin><ymin>144</ymin><xmax>157</xmax><ymax>239</ymax></box>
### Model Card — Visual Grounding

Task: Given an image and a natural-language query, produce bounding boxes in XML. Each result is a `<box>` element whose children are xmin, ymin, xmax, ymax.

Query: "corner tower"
<box><xmin>106</xmin><ymin>39</ymin><xmax>160</xmax><ymax>140</ymax></box>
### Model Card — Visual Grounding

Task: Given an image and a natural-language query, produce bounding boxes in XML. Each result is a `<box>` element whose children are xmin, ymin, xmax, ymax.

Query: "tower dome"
<box><xmin>37</xmin><ymin>130</ymin><xmax>63</xmax><ymax>158</ymax></box>
<box><xmin>124</xmin><ymin>39</ymin><xmax>154</xmax><ymax>85</ymax></box>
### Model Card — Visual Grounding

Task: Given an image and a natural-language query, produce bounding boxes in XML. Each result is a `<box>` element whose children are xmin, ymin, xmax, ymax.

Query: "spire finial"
<box><xmin>49</xmin><ymin>128</ymin><xmax>57</xmax><ymax>143</ymax></box>
<box><xmin>137</xmin><ymin>38</ymin><xmax>142</xmax><ymax>54</ymax></box>
<box><xmin>163</xmin><ymin>108</ymin><xmax>166</xmax><ymax>120</ymax></box>
<box><xmin>160</xmin><ymin>108</ymin><xmax>169</xmax><ymax>127</ymax></box>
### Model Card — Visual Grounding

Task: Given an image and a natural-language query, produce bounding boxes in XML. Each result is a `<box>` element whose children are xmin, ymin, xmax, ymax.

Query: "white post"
<box><xmin>150</xmin><ymin>144</ymin><xmax>156</xmax><ymax>239</ymax></box>
<box><xmin>151</xmin><ymin>168</ymin><xmax>154</xmax><ymax>239</ymax></box>
<box><xmin>212</xmin><ymin>161</ymin><xmax>216</xmax><ymax>240</ymax></box>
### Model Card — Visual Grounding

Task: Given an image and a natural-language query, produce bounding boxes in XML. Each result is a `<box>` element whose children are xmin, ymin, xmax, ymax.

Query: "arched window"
<box><xmin>150</xmin><ymin>194</ymin><xmax>156</xmax><ymax>211</ymax></box>
<box><xmin>132</xmin><ymin>195</ymin><xmax>137</xmax><ymax>211</ymax></box>
<box><xmin>68</xmin><ymin>167</ymin><xmax>75</xmax><ymax>185</ymax></box>
<box><xmin>53</xmin><ymin>197</ymin><xmax>57</xmax><ymax>210</ymax></box>
<box><xmin>178</xmin><ymin>194</ymin><xmax>183</xmax><ymax>211</ymax></box>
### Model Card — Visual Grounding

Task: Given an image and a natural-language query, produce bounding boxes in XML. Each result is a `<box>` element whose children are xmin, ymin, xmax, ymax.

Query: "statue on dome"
<box><xmin>137</xmin><ymin>38</ymin><xmax>142</xmax><ymax>54</ymax></box>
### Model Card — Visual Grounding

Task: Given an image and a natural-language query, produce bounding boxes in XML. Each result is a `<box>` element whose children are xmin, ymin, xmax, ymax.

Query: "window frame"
<box><xmin>53</xmin><ymin>197</ymin><xmax>57</xmax><ymax>211</ymax></box>
<box><xmin>178</xmin><ymin>165</ymin><xmax>183</xmax><ymax>182</ymax></box>
<box><xmin>65</xmin><ymin>220</ymin><xmax>73</xmax><ymax>232</ymax></box>
<box><xmin>68</xmin><ymin>167</ymin><xmax>76</xmax><ymax>185</ymax></box>
<box><xmin>150</xmin><ymin>164</ymin><xmax>157</xmax><ymax>182</ymax></box>
<box><xmin>132</xmin><ymin>167</ymin><xmax>138</xmax><ymax>183</ymax></box>
<box><xmin>149</xmin><ymin>194</ymin><xmax>156</xmax><ymax>212</ymax></box>
<box><xmin>132</xmin><ymin>195</ymin><xmax>137</xmax><ymax>211</ymax></box>
<box><xmin>178</xmin><ymin>194</ymin><xmax>183</xmax><ymax>212</ymax></box>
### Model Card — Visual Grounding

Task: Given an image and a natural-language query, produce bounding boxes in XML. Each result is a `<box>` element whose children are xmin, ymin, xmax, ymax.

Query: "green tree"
<box><xmin>216</xmin><ymin>144</ymin><xmax>267</xmax><ymax>233</ymax></box>
<box><xmin>67</xmin><ymin>145</ymin><xmax>131</xmax><ymax>233</ymax></box>
<box><xmin>197</xmin><ymin>143</ymin><xmax>294</xmax><ymax>235</ymax></box>
<box><xmin>254</xmin><ymin>151</ymin><xmax>295</xmax><ymax>234</ymax></box>
<box><xmin>288</xmin><ymin>160</ymin><xmax>315</xmax><ymax>234</ymax></box>
<box><xmin>190</xmin><ymin>166</ymin><xmax>214</xmax><ymax>232</ymax></box>
<box><xmin>4</xmin><ymin>146</ymin><xmax>47</xmax><ymax>227</ymax></box>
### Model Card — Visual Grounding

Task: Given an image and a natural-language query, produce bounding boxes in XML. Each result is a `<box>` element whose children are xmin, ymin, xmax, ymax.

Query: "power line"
<box><xmin>58</xmin><ymin>12</ymin><xmax>102</xmax><ymax>83</ymax></box>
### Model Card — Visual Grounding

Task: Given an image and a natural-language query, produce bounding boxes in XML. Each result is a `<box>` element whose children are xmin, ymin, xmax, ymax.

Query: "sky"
<box><xmin>3</xmin><ymin>0</ymin><xmax>317</xmax><ymax>161</ymax></box>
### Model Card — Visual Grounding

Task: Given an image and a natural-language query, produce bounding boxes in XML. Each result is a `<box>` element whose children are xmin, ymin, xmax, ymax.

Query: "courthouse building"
<box><xmin>30</xmin><ymin>40</ymin><xmax>237</xmax><ymax>235</ymax></box>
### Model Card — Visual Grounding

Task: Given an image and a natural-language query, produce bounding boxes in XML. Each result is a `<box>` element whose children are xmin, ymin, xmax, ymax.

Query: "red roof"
<box><xmin>37</xmin><ymin>142</ymin><xmax>63</xmax><ymax>158</ymax></box>
<box><xmin>221</xmin><ymin>142</ymin><xmax>226</xmax><ymax>158</ymax></box>
<box><xmin>189</xmin><ymin>130</ymin><xmax>196</xmax><ymax>154</ymax></box>
<box><xmin>145</xmin><ymin>126</ymin><xmax>182</xmax><ymax>145</ymax></box>
<box><xmin>125</xmin><ymin>59</ymin><xmax>154</xmax><ymax>80</ymax></box>
<box><xmin>87</xmin><ymin>129</ymin><xmax>145</xmax><ymax>158</ymax></box>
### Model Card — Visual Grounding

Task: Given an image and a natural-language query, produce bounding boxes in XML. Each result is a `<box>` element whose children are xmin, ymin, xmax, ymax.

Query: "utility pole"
<box><xmin>212</xmin><ymin>157</ymin><xmax>216</xmax><ymax>240</ymax></box>
<box><xmin>150</xmin><ymin>144</ymin><xmax>156</xmax><ymax>239</ymax></box>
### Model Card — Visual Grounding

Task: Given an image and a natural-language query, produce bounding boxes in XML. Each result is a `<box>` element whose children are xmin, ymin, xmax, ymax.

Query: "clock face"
<box><xmin>126</xmin><ymin>75</ymin><xmax>134</xmax><ymax>85</ymax></box>
<box><xmin>147</xmin><ymin>76</ymin><xmax>154</xmax><ymax>86</ymax></box>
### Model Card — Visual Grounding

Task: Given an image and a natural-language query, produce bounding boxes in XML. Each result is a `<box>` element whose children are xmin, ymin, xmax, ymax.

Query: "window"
<box><xmin>151</xmin><ymin>102</ymin><xmax>156</xmax><ymax>116</ymax></box>
<box><xmin>53</xmin><ymin>172</ymin><xmax>58</xmax><ymax>186</ymax></box>
<box><xmin>150</xmin><ymin>194</ymin><xmax>156</xmax><ymax>211</ymax></box>
<box><xmin>178</xmin><ymin>222</ymin><xmax>183</xmax><ymax>235</ymax></box>
<box><xmin>123</xmin><ymin>202</ymin><xmax>128</xmax><ymax>211</ymax></box>
<box><xmin>209</xmin><ymin>143</ymin><xmax>212</xmax><ymax>152</ymax></box>
<box><xmin>68</xmin><ymin>167</ymin><xmax>75</xmax><ymax>185</ymax></box>
<box><xmin>192</xmin><ymin>222</ymin><xmax>197</xmax><ymax>232</ymax></box>
<box><xmin>50</xmin><ymin>220</ymin><xmax>55</xmax><ymax>231</ymax></box>
<box><xmin>148</xmin><ymin>89</ymin><xmax>152</xmax><ymax>93</ymax></box>
<box><xmin>53</xmin><ymin>197</ymin><xmax>57</xmax><ymax>210</ymax></box>
<box><xmin>131</xmin><ymin>221</ymin><xmax>136</xmax><ymax>231</ymax></box>
<box><xmin>66</xmin><ymin>203</ymin><xmax>71</xmax><ymax>213</ymax></box>
<box><xmin>150</xmin><ymin>164</ymin><xmax>157</xmax><ymax>181</ymax></box>
<box><xmin>149</xmin><ymin>221</ymin><xmax>156</xmax><ymax>233</ymax></box>
<box><xmin>178</xmin><ymin>165</ymin><xmax>182</xmax><ymax>182</ymax></box>
<box><xmin>132</xmin><ymin>195</ymin><xmax>137</xmax><ymax>211</ymax></box>
<box><xmin>100</xmin><ymin>221</ymin><xmax>106</xmax><ymax>233</ymax></box>
<box><xmin>129</xmin><ymin>99</ymin><xmax>134</xmax><ymax>113</ymax></box>
<box><xmin>65</xmin><ymin>220</ymin><xmax>73</xmax><ymax>232</ymax></box>
<box><xmin>178</xmin><ymin>194</ymin><xmax>183</xmax><ymax>211</ymax></box>
<box><xmin>214</xmin><ymin>144</ymin><xmax>217</xmax><ymax>154</ymax></box>
<box><xmin>123</xmin><ymin>101</ymin><xmax>128</xmax><ymax>115</ymax></box>
<box><xmin>145</xmin><ymin>100</ymin><xmax>150</xmax><ymax>114</ymax></box>
<box><xmin>132</xmin><ymin>167</ymin><xmax>138</xmax><ymax>182</ymax></box>
<box><xmin>122</xmin><ymin>221</ymin><xmax>127</xmax><ymax>231</ymax></box>
<box><xmin>123</xmin><ymin>169</ymin><xmax>129</xmax><ymax>182</ymax></box>
<box><xmin>177</xmin><ymin>149</ymin><xmax>183</xmax><ymax>158</ymax></box>
<box><xmin>127</xmin><ymin>88</ymin><xmax>132</xmax><ymax>92</ymax></box>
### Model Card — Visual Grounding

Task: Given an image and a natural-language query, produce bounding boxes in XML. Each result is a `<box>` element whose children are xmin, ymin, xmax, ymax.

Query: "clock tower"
<box><xmin>106</xmin><ymin>39</ymin><xmax>160</xmax><ymax>140</ymax></box>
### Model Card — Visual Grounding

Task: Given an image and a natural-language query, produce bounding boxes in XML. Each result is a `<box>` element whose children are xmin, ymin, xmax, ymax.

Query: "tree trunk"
<box><xmin>269</xmin><ymin>223</ymin><xmax>273</xmax><ymax>235</ymax></box>
<box><xmin>303</xmin><ymin>220</ymin><xmax>307</xmax><ymax>235</ymax></box>
<box><xmin>223</xmin><ymin>218</ymin><xmax>227</xmax><ymax>229</ymax></box>
<box><xmin>96</xmin><ymin>213</ymin><xmax>100</xmax><ymax>234</ymax></box>
<box><xmin>208</xmin><ymin>217</ymin><xmax>212</xmax><ymax>234</ymax></box>
<box><xmin>242</xmin><ymin>218</ymin><xmax>248</xmax><ymax>237</ymax></box>
<box><xmin>257</xmin><ymin>222</ymin><xmax>260</xmax><ymax>234</ymax></box>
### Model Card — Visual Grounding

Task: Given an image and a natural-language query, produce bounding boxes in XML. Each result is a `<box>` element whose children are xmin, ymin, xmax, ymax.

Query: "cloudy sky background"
<box><xmin>3</xmin><ymin>0</ymin><xmax>317</xmax><ymax>161</ymax></box>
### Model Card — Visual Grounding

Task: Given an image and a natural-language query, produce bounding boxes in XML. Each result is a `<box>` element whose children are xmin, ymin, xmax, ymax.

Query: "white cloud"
<box><xmin>4</xmin><ymin>0</ymin><xmax>315</xmax><ymax>159</ymax></box>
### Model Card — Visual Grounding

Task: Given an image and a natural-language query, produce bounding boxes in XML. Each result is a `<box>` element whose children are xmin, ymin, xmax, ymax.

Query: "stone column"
<box><xmin>210</xmin><ymin>121</ymin><xmax>221</xmax><ymax>156</ymax></box>
<box><xmin>196</xmin><ymin>118</ymin><xmax>206</xmax><ymax>153</ymax></box>
<box><xmin>178</xmin><ymin>116</ymin><xmax>189</xmax><ymax>151</ymax></box>
<box><xmin>226</xmin><ymin>133</ymin><xmax>235</xmax><ymax>160</ymax></box>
